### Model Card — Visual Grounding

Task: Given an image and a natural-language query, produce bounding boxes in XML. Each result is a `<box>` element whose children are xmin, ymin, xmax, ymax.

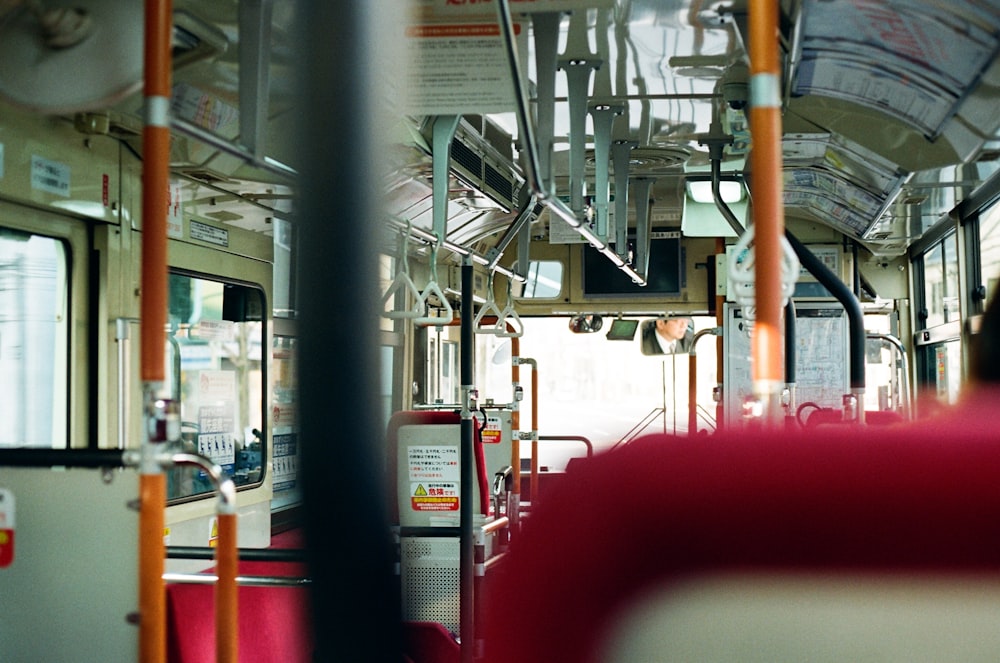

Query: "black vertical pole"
<box><xmin>784</xmin><ymin>299</ymin><xmax>796</xmax><ymax>384</ymax></box>
<box><xmin>460</xmin><ymin>257</ymin><xmax>475</xmax><ymax>663</ymax></box>
<box><xmin>296</xmin><ymin>2</ymin><xmax>400</xmax><ymax>661</ymax></box>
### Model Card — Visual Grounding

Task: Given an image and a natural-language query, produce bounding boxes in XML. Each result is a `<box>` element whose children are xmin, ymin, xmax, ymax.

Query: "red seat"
<box><xmin>402</xmin><ymin>621</ymin><xmax>460</xmax><ymax>663</ymax></box>
<box><xmin>167</xmin><ymin>529</ymin><xmax>313</xmax><ymax>663</ymax></box>
<box><xmin>386</xmin><ymin>410</ymin><xmax>491</xmax><ymax>524</ymax></box>
<box><xmin>386</xmin><ymin>410</ymin><xmax>497</xmax><ymax>657</ymax></box>
<box><xmin>482</xmin><ymin>390</ymin><xmax>1000</xmax><ymax>663</ymax></box>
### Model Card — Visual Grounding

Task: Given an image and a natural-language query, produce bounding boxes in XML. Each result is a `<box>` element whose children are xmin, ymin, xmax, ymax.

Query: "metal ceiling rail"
<box><xmin>171</xmin><ymin>117</ymin><xmax>298</xmax><ymax>181</ymax></box>
<box><xmin>387</xmin><ymin>217</ymin><xmax>526</xmax><ymax>283</ymax></box>
<box><xmin>172</xmin><ymin>170</ymin><xmax>295</xmax><ymax>221</ymax></box>
<box><xmin>494</xmin><ymin>0</ymin><xmax>647</xmax><ymax>286</ymax></box>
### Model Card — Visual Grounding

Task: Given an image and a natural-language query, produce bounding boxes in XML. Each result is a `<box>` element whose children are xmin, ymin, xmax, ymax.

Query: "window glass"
<box><xmin>931</xmin><ymin>340</ymin><xmax>962</xmax><ymax>407</ymax></box>
<box><xmin>921</xmin><ymin>233</ymin><xmax>960</xmax><ymax>327</ymax></box>
<box><xmin>271</xmin><ymin>334</ymin><xmax>300</xmax><ymax>511</ymax></box>
<box><xmin>863</xmin><ymin>313</ymin><xmax>902</xmax><ymax>414</ymax></box>
<box><xmin>518</xmin><ymin>260</ymin><xmax>563</xmax><ymax>299</ymax></box>
<box><xmin>475</xmin><ymin>316</ymin><xmax>719</xmax><ymax>470</ymax></box>
<box><xmin>943</xmin><ymin>233</ymin><xmax>960</xmax><ymax>322</ymax></box>
<box><xmin>167</xmin><ymin>273</ymin><xmax>266</xmax><ymax>502</ymax></box>
<box><xmin>380</xmin><ymin>345</ymin><xmax>396</xmax><ymax>427</ymax></box>
<box><xmin>423</xmin><ymin>333</ymin><xmax>460</xmax><ymax>404</ymax></box>
<box><xmin>979</xmin><ymin>199</ymin><xmax>1000</xmax><ymax>301</ymax></box>
<box><xmin>379</xmin><ymin>253</ymin><xmax>399</xmax><ymax>327</ymax></box>
<box><xmin>0</xmin><ymin>230</ymin><xmax>68</xmax><ymax>448</ymax></box>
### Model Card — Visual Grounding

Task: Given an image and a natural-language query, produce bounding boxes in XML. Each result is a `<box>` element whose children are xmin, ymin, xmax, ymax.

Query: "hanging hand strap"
<box><xmin>496</xmin><ymin>277</ymin><xmax>524</xmax><ymax>338</ymax></box>
<box><xmin>474</xmin><ymin>271</ymin><xmax>504</xmax><ymax>335</ymax></box>
<box><xmin>414</xmin><ymin>244</ymin><xmax>455</xmax><ymax>326</ymax></box>
<box><xmin>380</xmin><ymin>224</ymin><xmax>423</xmax><ymax>319</ymax></box>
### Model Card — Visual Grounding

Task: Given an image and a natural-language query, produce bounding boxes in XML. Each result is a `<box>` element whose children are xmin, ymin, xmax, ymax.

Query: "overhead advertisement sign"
<box><xmin>411</xmin><ymin>0</ymin><xmax>614</xmax><ymax>20</ymax></box>
<box><xmin>401</xmin><ymin>0</ymin><xmax>613</xmax><ymax>116</ymax></box>
<box><xmin>401</xmin><ymin>20</ymin><xmax>526</xmax><ymax>116</ymax></box>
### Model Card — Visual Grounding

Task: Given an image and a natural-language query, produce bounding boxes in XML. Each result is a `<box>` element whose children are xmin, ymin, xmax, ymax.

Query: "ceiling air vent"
<box><xmin>423</xmin><ymin>115</ymin><xmax>525</xmax><ymax>214</ymax></box>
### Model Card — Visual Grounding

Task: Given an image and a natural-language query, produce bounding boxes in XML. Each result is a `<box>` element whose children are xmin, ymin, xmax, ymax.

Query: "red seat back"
<box><xmin>167</xmin><ymin>529</ymin><xmax>313</xmax><ymax>663</ymax></box>
<box><xmin>483</xmin><ymin>391</ymin><xmax>1000</xmax><ymax>663</ymax></box>
<box><xmin>386</xmin><ymin>410</ymin><xmax>490</xmax><ymax>525</ymax></box>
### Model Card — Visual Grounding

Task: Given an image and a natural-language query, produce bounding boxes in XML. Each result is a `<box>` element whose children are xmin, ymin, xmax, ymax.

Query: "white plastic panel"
<box><xmin>0</xmin><ymin>467</ymin><xmax>139</xmax><ymax>663</ymax></box>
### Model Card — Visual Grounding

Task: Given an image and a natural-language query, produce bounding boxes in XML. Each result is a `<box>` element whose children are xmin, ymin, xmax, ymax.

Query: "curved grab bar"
<box><xmin>496</xmin><ymin>301</ymin><xmax>524</xmax><ymax>338</ymax></box>
<box><xmin>413</xmin><ymin>245</ymin><xmax>454</xmax><ymax>327</ymax></box>
<box><xmin>474</xmin><ymin>299</ymin><xmax>504</xmax><ymax>334</ymax></box>
<box><xmin>727</xmin><ymin>223</ymin><xmax>799</xmax><ymax>312</ymax></box>
<box><xmin>381</xmin><ymin>270</ymin><xmax>424</xmax><ymax>319</ymax></box>
<box><xmin>537</xmin><ymin>434</ymin><xmax>594</xmax><ymax>458</ymax></box>
<box><xmin>496</xmin><ymin>306</ymin><xmax>523</xmax><ymax>338</ymax></box>
<box><xmin>867</xmin><ymin>332</ymin><xmax>912</xmax><ymax>420</ymax></box>
<box><xmin>414</xmin><ymin>280</ymin><xmax>455</xmax><ymax>326</ymax></box>
<box><xmin>495</xmin><ymin>278</ymin><xmax>524</xmax><ymax>338</ymax></box>
<box><xmin>475</xmin><ymin>272</ymin><xmax>505</xmax><ymax>335</ymax></box>
<box><xmin>381</xmin><ymin>226</ymin><xmax>424</xmax><ymax>319</ymax></box>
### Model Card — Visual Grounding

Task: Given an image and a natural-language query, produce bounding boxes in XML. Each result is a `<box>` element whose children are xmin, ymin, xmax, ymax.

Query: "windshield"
<box><xmin>476</xmin><ymin>317</ymin><xmax>719</xmax><ymax>471</ymax></box>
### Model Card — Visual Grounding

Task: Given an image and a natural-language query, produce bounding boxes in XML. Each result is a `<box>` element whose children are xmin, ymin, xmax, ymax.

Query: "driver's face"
<box><xmin>656</xmin><ymin>317</ymin><xmax>689</xmax><ymax>340</ymax></box>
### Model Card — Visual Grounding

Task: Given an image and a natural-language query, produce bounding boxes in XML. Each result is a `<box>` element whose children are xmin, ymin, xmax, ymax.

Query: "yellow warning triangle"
<box><xmin>414</xmin><ymin>484</ymin><xmax>428</xmax><ymax>496</ymax></box>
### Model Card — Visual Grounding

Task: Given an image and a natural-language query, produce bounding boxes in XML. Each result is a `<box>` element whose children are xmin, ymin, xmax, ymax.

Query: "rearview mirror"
<box><xmin>639</xmin><ymin>317</ymin><xmax>693</xmax><ymax>355</ymax></box>
<box><xmin>569</xmin><ymin>314</ymin><xmax>603</xmax><ymax>333</ymax></box>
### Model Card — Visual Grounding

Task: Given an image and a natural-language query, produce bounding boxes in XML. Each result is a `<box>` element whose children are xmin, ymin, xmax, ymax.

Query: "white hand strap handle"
<box><xmin>414</xmin><ymin>244</ymin><xmax>454</xmax><ymax>327</ymax></box>
<box><xmin>381</xmin><ymin>227</ymin><xmax>423</xmax><ymax>319</ymax></box>
<box><xmin>727</xmin><ymin>224</ymin><xmax>799</xmax><ymax>313</ymax></box>
<box><xmin>474</xmin><ymin>273</ymin><xmax>504</xmax><ymax>335</ymax></box>
<box><xmin>495</xmin><ymin>278</ymin><xmax>524</xmax><ymax>338</ymax></box>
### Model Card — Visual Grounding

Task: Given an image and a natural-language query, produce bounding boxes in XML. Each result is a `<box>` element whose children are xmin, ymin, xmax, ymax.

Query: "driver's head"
<box><xmin>655</xmin><ymin>317</ymin><xmax>690</xmax><ymax>341</ymax></box>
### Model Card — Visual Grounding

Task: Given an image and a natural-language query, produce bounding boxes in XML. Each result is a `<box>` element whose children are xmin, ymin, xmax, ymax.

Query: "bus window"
<box><xmin>167</xmin><ymin>273</ymin><xmax>266</xmax><ymax>502</ymax></box>
<box><xmin>476</xmin><ymin>316</ymin><xmax>719</xmax><ymax>470</ymax></box>
<box><xmin>915</xmin><ymin>231</ymin><xmax>963</xmax><ymax>407</ymax></box>
<box><xmin>519</xmin><ymin>260</ymin><xmax>563</xmax><ymax>299</ymax></box>
<box><xmin>978</xmin><ymin>200</ymin><xmax>1000</xmax><ymax>301</ymax></box>
<box><xmin>271</xmin><ymin>327</ymin><xmax>300</xmax><ymax>515</ymax></box>
<box><xmin>922</xmin><ymin>233</ymin><xmax>960</xmax><ymax>328</ymax></box>
<box><xmin>0</xmin><ymin>230</ymin><xmax>68</xmax><ymax>448</ymax></box>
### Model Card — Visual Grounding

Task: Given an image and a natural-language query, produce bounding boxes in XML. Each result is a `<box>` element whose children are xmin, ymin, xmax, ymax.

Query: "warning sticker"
<box><xmin>407</xmin><ymin>445</ymin><xmax>460</xmax><ymax>481</ymax></box>
<box><xmin>0</xmin><ymin>488</ymin><xmax>14</xmax><ymax>568</ymax></box>
<box><xmin>482</xmin><ymin>414</ymin><xmax>503</xmax><ymax>444</ymax></box>
<box><xmin>411</xmin><ymin>482</ymin><xmax>460</xmax><ymax>512</ymax></box>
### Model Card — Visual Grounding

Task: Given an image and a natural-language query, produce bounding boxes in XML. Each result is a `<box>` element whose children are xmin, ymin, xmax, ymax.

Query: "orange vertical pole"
<box><xmin>748</xmin><ymin>0</ymin><xmax>785</xmax><ymax>423</ymax></box>
<box><xmin>688</xmin><ymin>352</ymin><xmax>698</xmax><ymax>434</ymax></box>
<box><xmin>141</xmin><ymin>1</ymin><xmax>171</xmax><ymax>380</ymax></box>
<box><xmin>139</xmin><ymin>473</ymin><xmax>166</xmax><ymax>663</ymax></box>
<box><xmin>215</xmin><ymin>512</ymin><xmax>239</xmax><ymax>663</ymax></box>
<box><xmin>139</xmin><ymin>1</ymin><xmax>172</xmax><ymax>661</ymax></box>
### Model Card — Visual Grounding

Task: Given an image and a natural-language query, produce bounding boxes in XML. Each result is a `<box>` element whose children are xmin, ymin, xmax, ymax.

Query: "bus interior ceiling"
<box><xmin>376</xmin><ymin>0</ymin><xmax>1000</xmax><ymax>310</ymax></box>
<box><xmin>2</xmin><ymin>1</ymin><xmax>995</xmax><ymax>299</ymax></box>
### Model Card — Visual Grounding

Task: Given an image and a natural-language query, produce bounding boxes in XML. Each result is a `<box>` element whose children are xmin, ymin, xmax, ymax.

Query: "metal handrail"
<box><xmin>163</xmin><ymin>572</ymin><xmax>310</xmax><ymax>587</ymax></box>
<box><xmin>867</xmin><ymin>332</ymin><xmax>912</xmax><ymax>420</ymax></box>
<box><xmin>494</xmin><ymin>0</ymin><xmax>646</xmax><ymax>285</ymax></box>
<box><xmin>166</xmin><ymin>546</ymin><xmax>307</xmax><ymax>563</ymax></box>
<box><xmin>537</xmin><ymin>435</ymin><xmax>594</xmax><ymax>459</ymax></box>
<box><xmin>610</xmin><ymin>407</ymin><xmax>665</xmax><ymax>450</ymax></box>
<box><xmin>695</xmin><ymin>403</ymin><xmax>717</xmax><ymax>432</ymax></box>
